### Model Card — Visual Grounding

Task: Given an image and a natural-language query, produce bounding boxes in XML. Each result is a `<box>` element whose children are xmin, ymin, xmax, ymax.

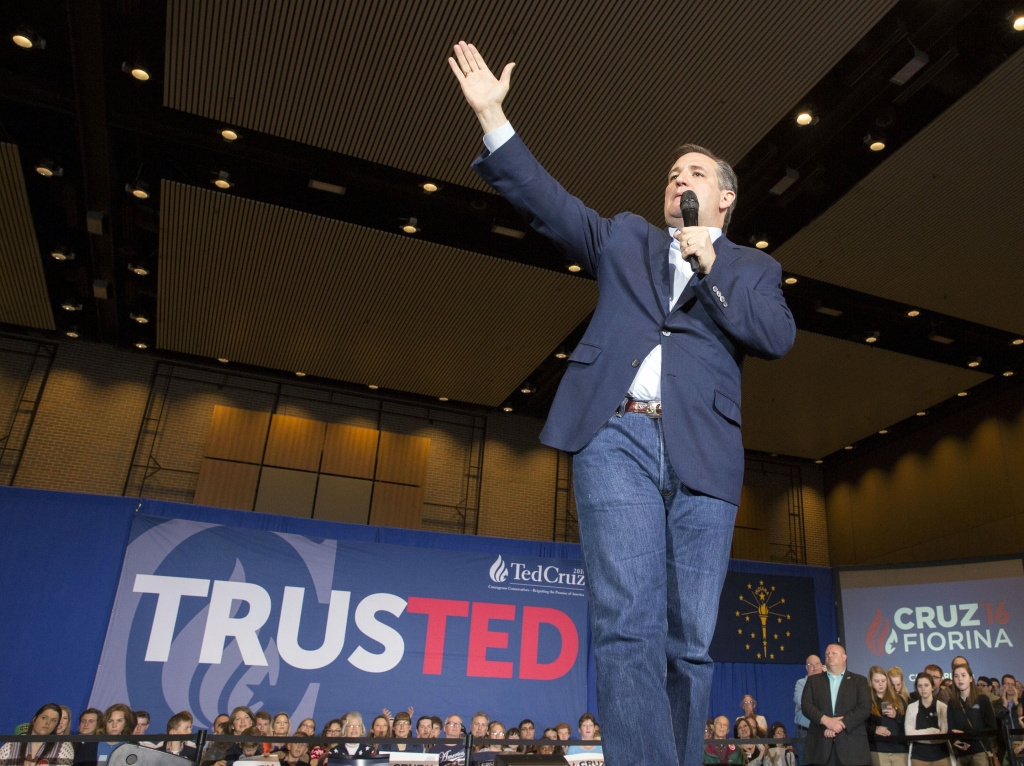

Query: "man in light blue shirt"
<box><xmin>794</xmin><ymin>654</ymin><xmax>822</xmax><ymax>763</ymax></box>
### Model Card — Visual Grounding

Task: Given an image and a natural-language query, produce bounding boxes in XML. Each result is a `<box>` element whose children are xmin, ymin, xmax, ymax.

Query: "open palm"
<box><xmin>448</xmin><ymin>41</ymin><xmax>514</xmax><ymax>117</ymax></box>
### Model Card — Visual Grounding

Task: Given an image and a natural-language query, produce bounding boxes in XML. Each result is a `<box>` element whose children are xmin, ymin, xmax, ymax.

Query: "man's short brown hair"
<box><xmin>167</xmin><ymin>711</ymin><xmax>192</xmax><ymax>733</ymax></box>
<box><xmin>669</xmin><ymin>144</ymin><xmax>738</xmax><ymax>233</ymax></box>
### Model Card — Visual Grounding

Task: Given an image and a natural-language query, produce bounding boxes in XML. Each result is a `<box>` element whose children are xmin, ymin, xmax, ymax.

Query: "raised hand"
<box><xmin>447</xmin><ymin>41</ymin><xmax>515</xmax><ymax>134</ymax></box>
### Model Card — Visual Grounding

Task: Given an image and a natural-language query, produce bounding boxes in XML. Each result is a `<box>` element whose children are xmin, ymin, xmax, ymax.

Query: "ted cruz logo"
<box><xmin>489</xmin><ymin>555</ymin><xmax>509</xmax><ymax>583</ymax></box>
<box><xmin>866</xmin><ymin>603</ymin><xmax>1013</xmax><ymax>656</ymax></box>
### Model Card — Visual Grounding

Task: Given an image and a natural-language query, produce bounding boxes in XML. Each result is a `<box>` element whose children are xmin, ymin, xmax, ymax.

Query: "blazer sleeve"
<box><xmin>691</xmin><ymin>252</ymin><xmax>796</xmax><ymax>360</ymax></box>
<box><xmin>843</xmin><ymin>675</ymin><xmax>873</xmax><ymax>729</ymax></box>
<box><xmin>471</xmin><ymin>134</ymin><xmax>617</xmax><ymax>277</ymax></box>
<box><xmin>802</xmin><ymin>676</ymin><xmax>828</xmax><ymax>726</ymax></box>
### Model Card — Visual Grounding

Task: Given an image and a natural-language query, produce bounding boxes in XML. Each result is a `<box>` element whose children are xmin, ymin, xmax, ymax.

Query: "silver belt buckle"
<box><xmin>646</xmin><ymin>401</ymin><xmax>660</xmax><ymax>416</ymax></box>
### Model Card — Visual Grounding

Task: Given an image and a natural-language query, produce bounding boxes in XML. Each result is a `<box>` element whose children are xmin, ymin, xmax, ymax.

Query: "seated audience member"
<box><xmin>416</xmin><ymin>716</ymin><xmax>435</xmax><ymax>752</ymax></box>
<box><xmin>738</xmin><ymin>695</ymin><xmax>768</xmax><ymax>735</ymax></box>
<box><xmin>990</xmin><ymin>679</ymin><xmax>1001</xmax><ymax>698</ymax></box>
<box><xmin>161</xmin><ymin>711</ymin><xmax>197</xmax><ymax>760</ymax></box>
<box><xmin>296</xmin><ymin>720</ymin><xmax>316</xmax><ymax>740</ymax></box>
<box><xmin>78</xmin><ymin>709</ymin><xmax>103</xmax><ymax>736</ymax></box>
<box><xmin>888</xmin><ymin>667</ymin><xmax>911</xmax><ymax>706</ymax></box>
<box><xmin>380</xmin><ymin>712</ymin><xmax>413</xmax><ymax>754</ymax></box>
<box><xmin>518</xmin><ymin>720</ymin><xmax>535</xmax><ymax>753</ymax></box>
<box><xmin>430</xmin><ymin>715</ymin><xmax>466</xmax><ymax>765</ymax></box>
<box><xmin>255</xmin><ymin>712</ymin><xmax>273</xmax><ymax>753</ymax></box>
<box><xmin>867</xmin><ymin>665</ymin><xmax>908</xmax><ymax>766</ymax></box>
<box><xmin>58</xmin><ymin>707</ymin><xmax>73</xmax><ymax>736</ymax></box>
<box><xmin>470</xmin><ymin>713</ymin><xmax>490</xmax><ymax>748</ymax></box>
<box><xmin>538</xmin><ymin>728</ymin><xmax>559</xmax><ymax>756</ymax></box>
<box><xmin>309</xmin><ymin>720</ymin><xmax>342</xmax><ymax>766</ymax></box>
<box><xmin>565</xmin><ymin>714</ymin><xmax>602</xmax><ymax>756</ymax></box>
<box><xmin>0</xmin><ymin>704</ymin><xmax>75</xmax><ymax>766</ymax></box>
<box><xmin>733</xmin><ymin>717</ymin><xmax>764</xmax><ymax>764</ymax></box>
<box><xmin>369</xmin><ymin>715</ymin><xmax>391</xmax><ymax>741</ymax></box>
<box><xmin>85</xmin><ymin>704</ymin><xmax>135</xmax><ymax>766</ymax></box>
<box><xmin>504</xmin><ymin>729</ymin><xmax>519</xmax><ymax>752</ymax></box>
<box><xmin>947</xmin><ymin>662</ymin><xmax>995</xmax><ymax>766</ymax></box>
<box><xmin>201</xmin><ymin>717</ymin><xmax>233</xmax><ymax>766</ymax></box>
<box><xmin>555</xmin><ymin>723</ymin><xmax>571</xmax><ymax>743</ymax></box>
<box><xmin>905</xmin><ymin>672</ymin><xmax>951</xmax><ymax>765</ymax></box>
<box><xmin>133</xmin><ymin>712</ymin><xmax>150</xmax><ymax>736</ymax></box>
<box><xmin>486</xmin><ymin>721</ymin><xmax>506</xmax><ymax>752</ymax></box>
<box><xmin>270</xmin><ymin>713</ymin><xmax>292</xmax><ymax>755</ymax></box>
<box><xmin>234</xmin><ymin>728</ymin><xmax>266</xmax><ymax>761</ymax></box>
<box><xmin>431</xmin><ymin>717</ymin><xmax>443</xmax><ymax>739</ymax></box>
<box><xmin>756</xmin><ymin>723</ymin><xmax>795</xmax><ymax>766</ymax></box>
<box><xmin>703</xmin><ymin>716</ymin><xmax>744</xmax><ymax>765</ymax></box>
<box><xmin>281</xmin><ymin>743</ymin><xmax>309</xmax><ymax>766</ymax></box>
<box><xmin>705</xmin><ymin>719</ymin><xmax>715</xmax><ymax>740</ymax></box>
<box><xmin>329</xmin><ymin>713</ymin><xmax>375</xmax><ymax>760</ymax></box>
<box><xmin>468</xmin><ymin>722</ymin><xmax>505</xmax><ymax>766</ymax></box>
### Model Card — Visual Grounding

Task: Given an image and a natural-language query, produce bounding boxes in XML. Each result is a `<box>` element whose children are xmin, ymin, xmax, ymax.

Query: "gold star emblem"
<box><xmin>777</xmin><ymin>617</ymin><xmax>782</xmax><ymax>623</ymax></box>
<box><xmin>759</xmin><ymin>580</ymin><xmax>764</xmax><ymax>585</ymax></box>
<box><xmin>756</xmin><ymin>652</ymin><xmax>762</xmax><ymax>659</ymax></box>
<box><xmin>770</xmin><ymin>653</ymin><xmax>775</xmax><ymax>660</ymax></box>
<box><xmin>738</xmin><ymin>629</ymin><xmax>743</xmax><ymax>634</ymax></box>
<box><xmin>774</xmin><ymin>634</ymin><xmax>778</xmax><ymax>640</ymax></box>
<box><xmin>751</xmin><ymin>633</ymin><xmax>755</xmax><ymax>638</ymax></box>
<box><xmin>780</xmin><ymin>646</ymin><xmax>785</xmax><ymax>651</ymax></box>
<box><xmin>745</xmin><ymin>644</ymin><xmax>750</xmax><ymax>650</ymax></box>
<box><xmin>736</xmin><ymin>610</ymin><xmax>741</xmax><ymax>616</ymax></box>
<box><xmin>780</xmin><ymin>598</ymin><xmax>786</xmax><ymax>604</ymax></box>
<box><xmin>786</xmin><ymin>631</ymin><xmax>791</xmax><ymax>637</ymax></box>
<box><xmin>745</xmin><ymin>616</ymin><xmax>750</xmax><ymax>621</ymax></box>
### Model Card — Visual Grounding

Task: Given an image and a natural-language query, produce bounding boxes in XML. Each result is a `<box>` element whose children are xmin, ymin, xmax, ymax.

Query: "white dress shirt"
<box><xmin>483</xmin><ymin>121</ymin><xmax>722</xmax><ymax>401</ymax></box>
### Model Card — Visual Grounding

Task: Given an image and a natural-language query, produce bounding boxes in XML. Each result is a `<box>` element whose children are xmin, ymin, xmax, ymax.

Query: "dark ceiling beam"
<box><xmin>65</xmin><ymin>0</ymin><xmax>118</xmax><ymax>343</ymax></box>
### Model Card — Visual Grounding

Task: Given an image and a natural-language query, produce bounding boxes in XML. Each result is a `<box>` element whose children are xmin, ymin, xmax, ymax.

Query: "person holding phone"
<box><xmin>867</xmin><ymin>666</ymin><xmax>907</xmax><ymax>766</ymax></box>
<box><xmin>947</xmin><ymin>664</ymin><xmax>995</xmax><ymax>766</ymax></box>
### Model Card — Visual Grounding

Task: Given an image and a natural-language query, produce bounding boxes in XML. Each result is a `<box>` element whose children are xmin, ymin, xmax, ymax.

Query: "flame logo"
<box><xmin>865</xmin><ymin>607</ymin><xmax>893</xmax><ymax>656</ymax></box>
<box><xmin>489</xmin><ymin>555</ymin><xmax>509</xmax><ymax>583</ymax></box>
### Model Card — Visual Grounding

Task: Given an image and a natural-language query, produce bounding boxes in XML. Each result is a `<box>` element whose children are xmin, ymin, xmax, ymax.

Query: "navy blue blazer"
<box><xmin>472</xmin><ymin>135</ymin><xmax>796</xmax><ymax>505</ymax></box>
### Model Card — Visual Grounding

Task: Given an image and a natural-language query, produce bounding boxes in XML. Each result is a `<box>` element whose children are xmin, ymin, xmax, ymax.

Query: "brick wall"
<box><xmin>2</xmin><ymin>336</ymin><xmax>827</xmax><ymax>557</ymax></box>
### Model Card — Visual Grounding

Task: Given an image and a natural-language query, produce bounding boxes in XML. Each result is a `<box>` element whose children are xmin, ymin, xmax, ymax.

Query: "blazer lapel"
<box><xmin>645</xmin><ymin>226</ymin><xmax>671</xmax><ymax>320</ymax></box>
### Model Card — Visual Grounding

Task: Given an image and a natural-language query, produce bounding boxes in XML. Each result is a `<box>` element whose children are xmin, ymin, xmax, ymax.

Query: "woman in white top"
<box><xmin>738</xmin><ymin>696</ymin><xmax>768</xmax><ymax>735</ymax></box>
<box><xmin>905</xmin><ymin>673</ymin><xmax>954</xmax><ymax>766</ymax></box>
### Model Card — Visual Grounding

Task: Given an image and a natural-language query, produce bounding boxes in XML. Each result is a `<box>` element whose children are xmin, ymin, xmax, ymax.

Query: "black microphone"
<box><xmin>679</xmin><ymin>189</ymin><xmax>701</xmax><ymax>273</ymax></box>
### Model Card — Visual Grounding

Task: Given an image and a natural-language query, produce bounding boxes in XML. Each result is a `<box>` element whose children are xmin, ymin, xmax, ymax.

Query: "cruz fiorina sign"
<box><xmin>89</xmin><ymin>515</ymin><xmax>588</xmax><ymax>728</ymax></box>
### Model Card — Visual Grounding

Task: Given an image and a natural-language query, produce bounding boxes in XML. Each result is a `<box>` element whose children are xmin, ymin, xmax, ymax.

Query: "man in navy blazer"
<box><xmin>449</xmin><ymin>42</ymin><xmax>795</xmax><ymax>766</ymax></box>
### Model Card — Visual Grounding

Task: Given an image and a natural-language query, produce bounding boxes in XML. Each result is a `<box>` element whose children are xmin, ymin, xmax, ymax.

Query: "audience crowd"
<box><xmin>3</xmin><ymin>654</ymin><xmax>1021</xmax><ymax>766</ymax></box>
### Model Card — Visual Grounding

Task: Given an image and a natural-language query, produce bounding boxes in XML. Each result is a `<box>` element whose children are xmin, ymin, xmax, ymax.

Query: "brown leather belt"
<box><xmin>625</xmin><ymin>399</ymin><xmax>662</xmax><ymax>417</ymax></box>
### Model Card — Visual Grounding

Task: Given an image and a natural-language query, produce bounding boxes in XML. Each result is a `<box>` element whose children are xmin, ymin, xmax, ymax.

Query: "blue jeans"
<box><xmin>573</xmin><ymin>409</ymin><xmax>738</xmax><ymax>766</ymax></box>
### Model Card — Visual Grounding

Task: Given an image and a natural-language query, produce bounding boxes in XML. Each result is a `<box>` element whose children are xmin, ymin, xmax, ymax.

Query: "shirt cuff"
<box><xmin>483</xmin><ymin>121</ymin><xmax>515</xmax><ymax>153</ymax></box>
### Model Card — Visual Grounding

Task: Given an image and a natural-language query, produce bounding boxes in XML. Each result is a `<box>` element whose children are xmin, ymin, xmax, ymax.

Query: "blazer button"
<box><xmin>631</xmin><ymin>359</ymin><xmax>640</xmax><ymax>367</ymax></box>
<box><xmin>662</xmin><ymin>330</ymin><xmax>671</xmax><ymax>336</ymax></box>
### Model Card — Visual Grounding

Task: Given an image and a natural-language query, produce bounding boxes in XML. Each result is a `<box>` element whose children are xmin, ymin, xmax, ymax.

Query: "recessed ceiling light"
<box><xmin>928</xmin><ymin>331</ymin><xmax>955</xmax><ymax>344</ymax></box>
<box><xmin>754</xmin><ymin>239</ymin><xmax>769</xmax><ymax>249</ymax></box>
<box><xmin>130</xmin><ymin>312</ymin><xmax>149</xmax><ymax>324</ymax></box>
<box><xmin>295</xmin><ymin>371</ymin><xmax>306</xmax><ymax>377</ymax></box>
<box><xmin>126</xmin><ymin>181</ymin><xmax>149</xmax><ymax>199</ymax></box>
<box><xmin>50</xmin><ymin>247</ymin><xmax>74</xmax><ymax>261</ymax></box>
<box><xmin>967</xmin><ymin>357</ymin><xmax>981</xmax><ymax>368</ymax></box>
<box><xmin>865</xmin><ymin>331</ymin><xmax>879</xmax><ymax>343</ymax></box>
<box><xmin>878</xmin><ymin>429</ymin><xmax>888</xmax><ymax>434</ymax></box>
<box><xmin>128</xmin><ymin>262</ymin><xmax>150</xmax><ymax>276</ymax></box>
<box><xmin>309</xmin><ymin>179</ymin><xmax>345</xmax><ymax>194</ymax></box>
<box><xmin>844</xmin><ymin>445</ymin><xmax>853</xmax><ymax>450</ymax></box>
<box><xmin>61</xmin><ymin>300</ymin><xmax>82</xmax><ymax>312</ymax></box>
<box><xmin>422</xmin><ymin>182</ymin><xmax>439</xmax><ymax>193</ymax></box>
<box><xmin>796</xmin><ymin>112</ymin><xmax>813</xmax><ymax>126</ymax></box>
<box><xmin>906</xmin><ymin>309</ymin><xmax>920</xmax><ymax>317</ymax></box>
<box><xmin>814</xmin><ymin>459</ymin><xmax>823</xmax><ymax>464</ymax></box>
<box><xmin>217</xmin><ymin>357</ymin><xmax>229</xmax><ymax>363</ymax></box>
<box><xmin>367</xmin><ymin>384</ymin><xmax>379</xmax><ymax>390</ymax></box>
<box><xmin>129</xmin><ymin>66</ymin><xmax>150</xmax><ymax>81</ymax></box>
<box><xmin>519</xmin><ymin>382</ymin><xmax>535</xmax><ymax>394</ymax></box>
<box><xmin>220</xmin><ymin>128</ymin><xmax>239</xmax><ymax>141</ymax></box>
<box><xmin>1004</xmin><ymin>371</ymin><xmax>1015</xmax><ymax>377</ymax></box>
<box><xmin>784</xmin><ymin>277</ymin><xmax>798</xmax><ymax>285</ymax></box>
<box><xmin>401</xmin><ymin>217</ymin><xmax>419</xmax><ymax>234</ymax></box>
<box><xmin>864</xmin><ymin>133</ymin><xmax>886</xmax><ymax>151</ymax></box>
<box><xmin>554</xmin><ymin>348</ymin><xmax>568</xmax><ymax>359</ymax></box>
<box><xmin>567</xmin><ymin>262</ymin><xmax>582</xmax><ymax>273</ymax></box>
<box><xmin>957</xmin><ymin>391</ymin><xmax>968</xmax><ymax>397</ymax></box>
<box><xmin>65</xmin><ymin>327</ymin><xmax>80</xmax><ymax>338</ymax></box>
<box><xmin>34</xmin><ymin>159</ymin><xmax>61</xmax><ymax>177</ymax></box>
<box><xmin>213</xmin><ymin>171</ymin><xmax>233</xmax><ymax>189</ymax></box>
<box><xmin>492</xmin><ymin>225</ymin><xmax>526</xmax><ymax>239</ymax></box>
<box><xmin>917</xmin><ymin>411</ymin><xmax>927</xmax><ymax>416</ymax></box>
<box><xmin>815</xmin><ymin>305</ymin><xmax>843</xmax><ymax>317</ymax></box>
<box><xmin>134</xmin><ymin>341</ymin><xmax>148</xmax><ymax>349</ymax></box>
<box><xmin>438</xmin><ymin>396</ymin><xmax>449</xmax><ymax>402</ymax></box>
<box><xmin>502</xmin><ymin>402</ymin><xmax>514</xmax><ymax>412</ymax></box>
<box><xmin>1012</xmin><ymin>339</ymin><xmax>1024</xmax><ymax>346</ymax></box>
<box><xmin>12</xmin><ymin>28</ymin><xmax>44</xmax><ymax>49</ymax></box>
<box><xmin>1013</xmin><ymin>14</ymin><xmax>1024</xmax><ymax>31</ymax></box>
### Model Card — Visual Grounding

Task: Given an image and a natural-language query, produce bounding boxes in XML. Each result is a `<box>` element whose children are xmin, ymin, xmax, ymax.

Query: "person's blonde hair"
<box><xmin>887</xmin><ymin>666</ymin><xmax>911</xmax><ymax>703</ymax></box>
<box><xmin>869</xmin><ymin>665</ymin><xmax>905</xmax><ymax>715</ymax></box>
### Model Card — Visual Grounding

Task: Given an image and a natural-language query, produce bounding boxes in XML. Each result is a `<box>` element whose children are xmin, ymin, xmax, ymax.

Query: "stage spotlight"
<box><xmin>131</xmin><ymin>312</ymin><xmax>149</xmax><ymax>324</ymax></box>
<box><xmin>213</xmin><ymin>171</ymin><xmax>234</xmax><ymax>189</ymax></box>
<box><xmin>957</xmin><ymin>391</ymin><xmax>968</xmax><ymax>397</ymax></box>
<box><xmin>519</xmin><ymin>382</ymin><xmax>535</xmax><ymax>394</ymax></box>
<box><xmin>967</xmin><ymin>357</ymin><xmax>981</xmax><ymax>368</ymax></box>
<box><xmin>126</xmin><ymin>181</ymin><xmax>150</xmax><ymax>199</ymax></box>
<box><xmin>566</xmin><ymin>261</ymin><xmax>581</xmax><ymax>273</ymax></box>
<box><xmin>814</xmin><ymin>459</ymin><xmax>823</xmax><ymax>464</ymax></box>
<box><xmin>134</xmin><ymin>341</ymin><xmax>148</xmax><ymax>349</ymax></box>
<box><xmin>217</xmin><ymin>357</ymin><xmax>229</xmax><ymax>363</ymax></box>
<box><xmin>1015</xmin><ymin>14</ymin><xmax>1024</xmax><ymax>31</ymax></box>
<box><xmin>917</xmin><ymin>411</ymin><xmax>927</xmax><ymax>416</ymax></box>
<box><xmin>878</xmin><ymin>429</ymin><xmax>888</xmax><ymax>434</ymax></box>
<box><xmin>295</xmin><ymin>371</ymin><xmax>306</xmax><ymax>377</ymax></box>
<box><xmin>1004</xmin><ymin>371</ymin><xmax>1015</xmax><ymax>377</ymax></box>
<box><xmin>401</xmin><ymin>217</ymin><xmax>419</xmax><ymax>234</ymax></box>
<box><xmin>864</xmin><ymin>331</ymin><xmax>880</xmax><ymax>344</ymax></box>
<box><xmin>65</xmin><ymin>326</ymin><xmax>80</xmax><ymax>338</ymax></box>
<box><xmin>50</xmin><ymin>247</ymin><xmax>75</xmax><ymax>261</ymax></box>
<box><xmin>368</xmin><ymin>384</ymin><xmax>379</xmax><ymax>390</ymax></box>
<box><xmin>844</xmin><ymin>445</ymin><xmax>853</xmax><ymax>450</ymax></box>
<box><xmin>750</xmin><ymin>234</ymin><xmax>769</xmax><ymax>249</ymax></box>
<box><xmin>554</xmin><ymin>347</ymin><xmax>568</xmax><ymax>359</ymax></box>
<box><xmin>784</xmin><ymin>277</ymin><xmax>798</xmax><ymax>285</ymax></box>
<box><xmin>123</xmin><ymin>62</ymin><xmax>151</xmax><ymax>81</ymax></box>
<box><xmin>906</xmin><ymin>309</ymin><xmax>920</xmax><ymax>317</ymax></box>
<box><xmin>438</xmin><ymin>396</ymin><xmax>449</xmax><ymax>402</ymax></box>
<box><xmin>128</xmin><ymin>262</ymin><xmax>150</xmax><ymax>276</ymax></box>
<box><xmin>61</xmin><ymin>299</ymin><xmax>82</xmax><ymax>312</ymax></box>
<box><xmin>796</xmin><ymin>111</ymin><xmax>815</xmax><ymax>126</ymax></box>
<box><xmin>502</xmin><ymin>402</ymin><xmax>513</xmax><ymax>412</ymax></box>
<box><xmin>220</xmin><ymin>128</ymin><xmax>239</xmax><ymax>141</ymax></box>
<box><xmin>1012</xmin><ymin>339</ymin><xmax>1024</xmax><ymax>346</ymax></box>
<box><xmin>422</xmin><ymin>182</ymin><xmax>439</xmax><ymax>193</ymax></box>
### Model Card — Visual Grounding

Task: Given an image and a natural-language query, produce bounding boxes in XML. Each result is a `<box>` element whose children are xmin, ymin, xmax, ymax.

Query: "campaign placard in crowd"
<box><xmin>839</xmin><ymin>558</ymin><xmax>1024</xmax><ymax>678</ymax></box>
<box><xmin>89</xmin><ymin>514</ymin><xmax>588</xmax><ymax>727</ymax></box>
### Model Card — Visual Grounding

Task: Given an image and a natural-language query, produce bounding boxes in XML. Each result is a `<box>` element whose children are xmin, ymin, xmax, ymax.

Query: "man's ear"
<box><xmin>719</xmin><ymin>188</ymin><xmax>736</xmax><ymax>215</ymax></box>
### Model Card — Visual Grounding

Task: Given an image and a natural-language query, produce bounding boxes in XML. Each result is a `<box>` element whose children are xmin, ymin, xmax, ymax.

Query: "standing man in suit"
<box><xmin>802</xmin><ymin>644</ymin><xmax>872</xmax><ymax>766</ymax></box>
<box><xmin>448</xmin><ymin>42</ymin><xmax>796</xmax><ymax>766</ymax></box>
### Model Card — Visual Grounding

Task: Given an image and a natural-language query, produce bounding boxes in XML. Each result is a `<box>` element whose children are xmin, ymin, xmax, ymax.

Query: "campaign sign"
<box><xmin>89</xmin><ymin>515</ymin><xmax>588</xmax><ymax>727</ymax></box>
<box><xmin>841</xmin><ymin>573</ymin><xmax>1024</xmax><ymax>679</ymax></box>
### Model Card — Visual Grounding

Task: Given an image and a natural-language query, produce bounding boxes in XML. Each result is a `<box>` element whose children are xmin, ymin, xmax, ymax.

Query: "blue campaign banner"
<box><xmin>89</xmin><ymin>514</ymin><xmax>589</xmax><ymax>729</ymax></box>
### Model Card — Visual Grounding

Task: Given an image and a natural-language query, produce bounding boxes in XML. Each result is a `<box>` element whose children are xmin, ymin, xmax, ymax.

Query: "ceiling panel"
<box><xmin>0</xmin><ymin>143</ymin><xmax>53</xmax><ymax>330</ymax></box>
<box><xmin>157</xmin><ymin>181</ymin><xmax>598</xmax><ymax>405</ymax></box>
<box><xmin>742</xmin><ymin>330</ymin><xmax>989</xmax><ymax>458</ymax></box>
<box><xmin>163</xmin><ymin>0</ymin><xmax>897</xmax><ymax>223</ymax></box>
<box><xmin>775</xmin><ymin>46</ymin><xmax>1024</xmax><ymax>334</ymax></box>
